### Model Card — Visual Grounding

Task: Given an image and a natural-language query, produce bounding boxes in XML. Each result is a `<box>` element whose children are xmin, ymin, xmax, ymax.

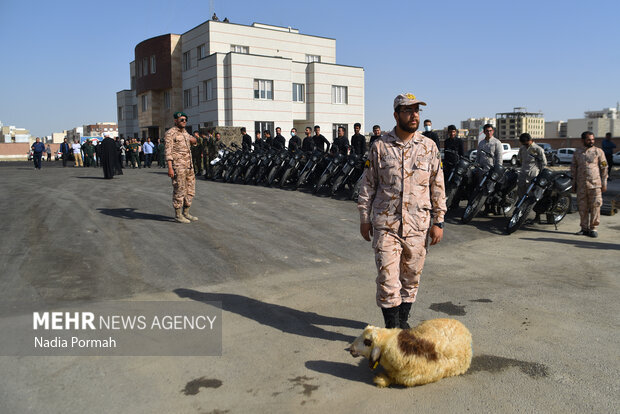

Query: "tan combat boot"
<box><xmin>183</xmin><ymin>206</ymin><xmax>198</xmax><ymax>221</ymax></box>
<box><xmin>175</xmin><ymin>208</ymin><xmax>190</xmax><ymax>223</ymax></box>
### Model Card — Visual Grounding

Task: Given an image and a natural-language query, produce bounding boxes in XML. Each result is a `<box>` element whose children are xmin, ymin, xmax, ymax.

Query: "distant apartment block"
<box><xmin>83</xmin><ymin>122</ymin><xmax>118</xmax><ymax>138</ymax></box>
<box><xmin>496</xmin><ymin>107</ymin><xmax>544</xmax><ymax>140</ymax></box>
<box><xmin>0</xmin><ymin>124</ymin><xmax>31</xmax><ymax>143</ymax></box>
<box><xmin>566</xmin><ymin>103</ymin><xmax>620</xmax><ymax>138</ymax></box>
<box><xmin>116</xmin><ymin>19</ymin><xmax>364</xmax><ymax>141</ymax></box>
<box><xmin>544</xmin><ymin>121</ymin><xmax>567</xmax><ymax>139</ymax></box>
<box><xmin>460</xmin><ymin>117</ymin><xmax>496</xmax><ymax>138</ymax></box>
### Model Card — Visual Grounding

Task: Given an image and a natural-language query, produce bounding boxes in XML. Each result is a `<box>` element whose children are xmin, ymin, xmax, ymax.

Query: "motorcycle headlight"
<box><xmin>312</xmin><ymin>155</ymin><xmax>318</xmax><ymax>162</ymax></box>
<box><xmin>456</xmin><ymin>167</ymin><xmax>466</xmax><ymax>175</ymax></box>
<box><xmin>538</xmin><ymin>178</ymin><xmax>548</xmax><ymax>187</ymax></box>
<box><xmin>490</xmin><ymin>172</ymin><xmax>500</xmax><ymax>181</ymax></box>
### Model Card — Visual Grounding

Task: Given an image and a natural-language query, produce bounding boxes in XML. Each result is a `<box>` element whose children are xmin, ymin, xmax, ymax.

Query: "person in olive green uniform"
<box><xmin>83</xmin><ymin>140</ymin><xmax>96</xmax><ymax>167</ymax></box>
<box><xmin>157</xmin><ymin>140</ymin><xmax>166</xmax><ymax>168</ymax></box>
<box><xmin>191</xmin><ymin>131</ymin><xmax>203</xmax><ymax>176</ymax></box>
<box><xmin>205</xmin><ymin>131</ymin><xmax>221</xmax><ymax>178</ymax></box>
<box><xmin>128</xmin><ymin>138</ymin><xmax>141</xmax><ymax>168</ymax></box>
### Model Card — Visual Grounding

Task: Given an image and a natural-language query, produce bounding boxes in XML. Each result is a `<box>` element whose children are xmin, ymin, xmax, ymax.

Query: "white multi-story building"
<box><xmin>460</xmin><ymin>117</ymin><xmax>496</xmax><ymax>138</ymax></box>
<box><xmin>116</xmin><ymin>20</ymin><xmax>364</xmax><ymax>142</ymax></box>
<box><xmin>566</xmin><ymin>103</ymin><xmax>620</xmax><ymax>138</ymax></box>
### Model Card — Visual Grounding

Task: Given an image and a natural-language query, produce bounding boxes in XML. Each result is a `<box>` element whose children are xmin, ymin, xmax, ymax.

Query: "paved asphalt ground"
<box><xmin>0</xmin><ymin>160</ymin><xmax>618</xmax><ymax>414</ymax></box>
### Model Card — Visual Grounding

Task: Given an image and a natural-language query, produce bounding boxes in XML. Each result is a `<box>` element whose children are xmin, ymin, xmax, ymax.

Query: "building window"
<box><xmin>183</xmin><ymin>89</ymin><xmax>192</xmax><ymax>108</ymax></box>
<box><xmin>231</xmin><ymin>45</ymin><xmax>249</xmax><ymax>54</ymax></box>
<box><xmin>306</xmin><ymin>54</ymin><xmax>320</xmax><ymax>63</ymax></box>
<box><xmin>292</xmin><ymin>83</ymin><xmax>304</xmax><ymax>102</ymax></box>
<box><xmin>131</xmin><ymin>76</ymin><xmax>136</xmax><ymax>90</ymax></box>
<box><xmin>150</xmin><ymin>55</ymin><xmax>156</xmax><ymax>74</ymax></box>
<box><xmin>183</xmin><ymin>51</ymin><xmax>191</xmax><ymax>71</ymax></box>
<box><xmin>332</xmin><ymin>124</ymin><xmax>348</xmax><ymax>140</ymax></box>
<box><xmin>204</xmin><ymin>79</ymin><xmax>215</xmax><ymax>101</ymax></box>
<box><xmin>255</xmin><ymin>121</ymin><xmax>274</xmax><ymax>136</ymax></box>
<box><xmin>164</xmin><ymin>91</ymin><xmax>171</xmax><ymax>109</ymax></box>
<box><xmin>198</xmin><ymin>44</ymin><xmax>206</xmax><ymax>60</ymax></box>
<box><xmin>132</xmin><ymin>105</ymin><xmax>138</xmax><ymax>119</ymax></box>
<box><xmin>141</xmin><ymin>95</ymin><xmax>148</xmax><ymax>112</ymax></box>
<box><xmin>118</xmin><ymin>106</ymin><xmax>123</xmax><ymax>121</ymax></box>
<box><xmin>332</xmin><ymin>85</ymin><xmax>348</xmax><ymax>104</ymax></box>
<box><xmin>254</xmin><ymin>79</ymin><xmax>273</xmax><ymax>100</ymax></box>
<box><xmin>142</xmin><ymin>57</ymin><xmax>148</xmax><ymax>76</ymax></box>
<box><xmin>136</xmin><ymin>61</ymin><xmax>141</xmax><ymax>78</ymax></box>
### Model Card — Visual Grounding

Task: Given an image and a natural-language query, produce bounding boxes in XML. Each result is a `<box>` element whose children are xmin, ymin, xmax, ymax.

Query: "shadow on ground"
<box><xmin>97</xmin><ymin>207</ymin><xmax>175</xmax><ymax>222</ymax></box>
<box><xmin>520</xmin><ymin>237</ymin><xmax>619</xmax><ymax>250</ymax></box>
<box><xmin>305</xmin><ymin>359</ymin><xmax>370</xmax><ymax>385</ymax></box>
<box><xmin>174</xmin><ymin>288</ymin><xmax>365</xmax><ymax>342</ymax></box>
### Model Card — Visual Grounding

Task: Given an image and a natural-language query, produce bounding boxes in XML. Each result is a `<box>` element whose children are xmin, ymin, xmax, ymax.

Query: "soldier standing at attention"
<box><xmin>358</xmin><ymin>93</ymin><xmax>446</xmax><ymax>329</ymax></box>
<box><xmin>571</xmin><ymin>131</ymin><xmax>608</xmax><ymax>238</ymax></box>
<box><xmin>351</xmin><ymin>122</ymin><xmax>366</xmax><ymax>156</ymax></box>
<box><xmin>477</xmin><ymin>124</ymin><xmax>502</xmax><ymax>171</ymax></box>
<box><xmin>517</xmin><ymin>133</ymin><xmax>546</xmax><ymax>198</ymax></box>
<box><xmin>241</xmin><ymin>127</ymin><xmax>253</xmax><ymax>151</ymax></box>
<box><xmin>165</xmin><ymin>112</ymin><xmax>198</xmax><ymax>223</ymax></box>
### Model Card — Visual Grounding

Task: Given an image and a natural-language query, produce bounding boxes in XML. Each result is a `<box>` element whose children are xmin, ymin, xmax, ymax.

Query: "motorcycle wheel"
<box><xmin>296</xmin><ymin>169</ymin><xmax>310</xmax><ymax>189</ymax></box>
<box><xmin>267</xmin><ymin>167</ymin><xmax>278</xmax><ymax>187</ymax></box>
<box><xmin>211</xmin><ymin>165</ymin><xmax>222</xmax><ymax>180</ymax></box>
<box><xmin>506</xmin><ymin>201</ymin><xmax>535</xmax><ymax>234</ymax></box>
<box><xmin>255</xmin><ymin>166</ymin><xmax>267</xmax><ymax>185</ymax></box>
<box><xmin>244</xmin><ymin>165</ymin><xmax>256</xmax><ymax>185</ymax></box>
<box><xmin>501</xmin><ymin>187</ymin><xmax>519</xmax><ymax>216</ymax></box>
<box><xmin>313</xmin><ymin>173</ymin><xmax>329</xmax><ymax>194</ymax></box>
<box><xmin>461</xmin><ymin>193</ymin><xmax>485</xmax><ymax>224</ymax></box>
<box><xmin>351</xmin><ymin>179</ymin><xmax>361</xmax><ymax>201</ymax></box>
<box><xmin>223</xmin><ymin>167</ymin><xmax>234</xmax><ymax>183</ymax></box>
<box><xmin>445</xmin><ymin>184</ymin><xmax>458</xmax><ymax>210</ymax></box>
<box><xmin>230</xmin><ymin>167</ymin><xmax>241</xmax><ymax>184</ymax></box>
<box><xmin>331</xmin><ymin>174</ymin><xmax>345</xmax><ymax>196</ymax></box>
<box><xmin>547</xmin><ymin>194</ymin><xmax>570</xmax><ymax>224</ymax></box>
<box><xmin>280</xmin><ymin>168</ymin><xmax>293</xmax><ymax>188</ymax></box>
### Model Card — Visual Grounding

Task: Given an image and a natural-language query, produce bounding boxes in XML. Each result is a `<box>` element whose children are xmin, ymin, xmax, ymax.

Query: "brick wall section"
<box><xmin>0</xmin><ymin>143</ymin><xmax>62</xmax><ymax>161</ymax></box>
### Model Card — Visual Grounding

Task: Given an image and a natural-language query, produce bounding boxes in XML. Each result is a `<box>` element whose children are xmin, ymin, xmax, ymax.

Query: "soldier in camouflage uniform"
<box><xmin>204</xmin><ymin>130</ymin><xmax>219</xmax><ymax>179</ymax></box>
<box><xmin>165</xmin><ymin>112</ymin><xmax>198</xmax><ymax>223</ymax></box>
<box><xmin>571</xmin><ymin>131</ymin><xmax>608</xmax><ymax>237</ymax></box>
<box><xmin>358</xmin><ymin>93</ymin><xmax>446</xmax><ymax>329</ymax></box>
<box><xmin>191</xmin><ymin>131</ymin><xmax>203</xmax><ymax>176</ymax></box>
<box><xmin>517</xmin><ymin>133</ymin><xmax>546</xmax><ymax>198</ymax></box>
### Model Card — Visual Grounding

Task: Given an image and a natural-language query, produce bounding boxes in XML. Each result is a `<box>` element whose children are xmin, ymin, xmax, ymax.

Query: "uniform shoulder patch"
<box><xmin>364</xmin><ymin>160</ymin><xmax>370</xmax><ymax>168</ymax></box>
<box><xmin>601</xmin><ymin>161</ymin><xmax>608</xmax><ymax>167</ymax></box>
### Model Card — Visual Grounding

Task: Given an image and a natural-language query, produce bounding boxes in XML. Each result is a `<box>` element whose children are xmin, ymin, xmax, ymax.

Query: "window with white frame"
<box><xmin>253</xmin><ymin>79</ymin><xmax>273</xmax><ymax>100</ymax></box>
<box><xmin>141</xmin><ymin>95</ymin><xmax>148</xmax><ymax>112</ymax></box>
<box><xmin>142</xmin><ymin>57</ymin><xmax>148</xmax><ymax>76</ymax></box>
<box><xmin>204</xmin><ymin>79</ymin><xmax>215</xmax><ymax>101</ymax></box>
<box><xmin>331</xmin><ymin>85</ymin><xmax>348</xmax><ymax>104</ymax></box>
<box><xmin>183</xmin><ymin>89</ymin><xmax>192</xmax><ymax>108</ymax></box>
<box><xmin>164</xmin><ymin>91</ymin><xmax>171</xmax><ymax>109</ymax></box>
<box><xmin>183</xmin><ymin>51</ymin><xmax>191</xmax><ymax>71</ymax></box>
<box><xmin>292</xmin><ymin>83</ymin><xmax>304</xmax><ymax>102</ymax></box>
<box><xmin>197</xmin><ymin>44</ymin><xmax>206</xmax><ymax>60</ymax></box>
<box><xmin>231</xmin><ymin>45</ymin><xmax>249</xmax><ymax>54</ymax></box>
<box><xmin>305</xmin><ymin>54</ymin><xmax>320</xmax><ymax>63</ymax></box>
<box><xmin>150</xmin><ymin>55</ymin><xmax>156</xmax><ymax>74</ymax></box>
<box><xmin>255</xmin><ymin>121</ymin><xmax>274</xmax><ymax>136</ymax></box>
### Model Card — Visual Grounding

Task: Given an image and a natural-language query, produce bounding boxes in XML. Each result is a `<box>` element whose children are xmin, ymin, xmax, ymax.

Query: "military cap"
<box><xmin>393</xmin><ymin>93</ymin><xmax>427</xmax><ymax>110</ymax></box>
<box><xmin>173</xmin><ymin>111</ymin><xmax>188</xmax><ymax>119</ymax></box>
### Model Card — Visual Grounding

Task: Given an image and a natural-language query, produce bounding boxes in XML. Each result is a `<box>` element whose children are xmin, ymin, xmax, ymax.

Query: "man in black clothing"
<box><xmin>60</xmin><ymin>138</ymin><xmax>71</xmax><ymax>167</ymax></box>
<box><xmin>273</xmin><ymin>127</ymin><xmax>286</xmax><ymax>150</ymax></box>
<box><xmin>351</xmin><ymin>122</ymin><xmax>366</xmax><ymax>155</ymax></box>
<box><xmin>369</xmin><ymin>125</ymin><xmax>382</xmax><ymax>147</ymax></box>
<box><xmin>443</xmin><ymin>124</ymin><xmax>464</xmax><ymax>177</ymax></box>
<box><xmin>288</xmin><ymin>128</ymin><xmax>302</xmax><ymax>152</ymax></box>
<box><xmin>241</xmin><ymin>127</ymin><xmax>252</xmax><ymax>151</ymax></box>
<box><xmin>264</xmin><ymin>130</ymin><xmax>274</xmax><ymax>148</ymax></box>
<box><xmin>422</xmin><ymin>119</ymin><xmax>440</xmax><ymax>149</ymax></box>
<box><xmin>302</xmin><ymin>127</ymin><xmax>315</xmax><ymax>152</ymax></box>
<box><xmin>332</xmin><ymin>126</ymin><xmax>350</xmax><ymax>155</ymax></box>
<box><xmin>313</xmin><ymin>125</ymin><xmax>330</xmax><ymax>153</ymax></box>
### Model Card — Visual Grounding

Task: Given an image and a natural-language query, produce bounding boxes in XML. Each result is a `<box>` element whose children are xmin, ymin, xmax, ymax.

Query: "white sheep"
<box><xmin>348</xmin><ymin>318</ymin><xmax>472</xmax><ymax>387</ymax></box>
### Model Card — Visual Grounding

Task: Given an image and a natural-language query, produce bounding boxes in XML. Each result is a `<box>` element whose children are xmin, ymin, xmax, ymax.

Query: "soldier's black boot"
<box><xmin>381</xmin><ymin>307</ymin><xmax>400</xmax><ymax>329</ymax></box>
<box><xmin>398</xmin><ymin>302</ymin><xmax>412</xmax><ymax>329</ymax></box>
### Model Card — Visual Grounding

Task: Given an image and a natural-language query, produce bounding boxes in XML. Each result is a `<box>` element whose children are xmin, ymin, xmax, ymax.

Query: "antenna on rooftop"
<box><xmin>209</xmin><ymin>0</ymin><xmax>214</xmax><ymax>18</ymax></box>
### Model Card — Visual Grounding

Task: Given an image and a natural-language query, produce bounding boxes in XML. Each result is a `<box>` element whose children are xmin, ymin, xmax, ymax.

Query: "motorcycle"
<box><xmin>331</xmin><ymin>152</ymin><xmax>366</xmax><ymax>196</ymax></box>
<box><xmin>209</xmin><ymin>143</ymin><xmax>234</xmax><ymax>180</ymax></box>
<box><xmin>461</xmin><ymin>150</ymin><xmax>518</xmax><ymax>224</ymax></box>
<box><xmin>279</xmin><ymin>151</ymin><xmax>307</xmax><ymax>188</ymax></box>
<box><xmin>296</xmin><ymin>150</ymin><xmax>326</xmax><ymax>189</ymax></box>
<box><xmin>444</xmin><ymin>149</ymin><xmax>478</xmax><ymax>209</ymax></box>
<box><xmin>506</xmin><ymin>164</ymin><xmax>572</xmax><ymax>234</ymax></box>
<box><xmin>314</xmin><ymin>151</ymin><xmax>347</xmax><ymax>194</ymax></box>
<box><xmin>266</xmin><ymin>149</ymin><xmax>292</xmax><ymax>186</ymax></box>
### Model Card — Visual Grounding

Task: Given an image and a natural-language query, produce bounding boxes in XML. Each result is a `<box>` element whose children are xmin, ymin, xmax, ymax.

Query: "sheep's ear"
<box><xmin>369</xmin><ymin>346</ymin><xmax>381</xmax><ymax>369</ymax></box>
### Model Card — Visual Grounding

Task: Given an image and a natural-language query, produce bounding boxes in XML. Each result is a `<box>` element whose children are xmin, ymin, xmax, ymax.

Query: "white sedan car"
<box><xmin>613</xmin><ymin>151</ymin><xmax>620</xmax><ymax>164</ymax></box>
<box><xmin>556</xmin><ymin>148</ymin><xmax>576</xmax><ymax>164</ymax></box>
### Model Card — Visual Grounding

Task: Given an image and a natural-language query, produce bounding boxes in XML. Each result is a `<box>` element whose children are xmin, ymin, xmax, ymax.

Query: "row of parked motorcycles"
<box><xmin>208</xmin><ymin>143</ymin><xmax>367</xmax><ymax>199</ymax></box>
<box><xmin>443</xmin><ymin>149</ymin><xmax>573</xmax><ymax>234</ymax></box>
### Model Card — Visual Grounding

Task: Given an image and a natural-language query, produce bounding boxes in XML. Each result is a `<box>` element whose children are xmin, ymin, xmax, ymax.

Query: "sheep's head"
<box><xmin>347</xmin><ymin>325</ymin><xmax>382</xmax><ymax>369</ymax></box>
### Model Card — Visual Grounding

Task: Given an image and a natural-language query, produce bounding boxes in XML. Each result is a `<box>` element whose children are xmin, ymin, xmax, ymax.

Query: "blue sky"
<box><xmin>1</xmin><ymin>0</ymin><xmax>618</xmax><ymax>137</ymax></box>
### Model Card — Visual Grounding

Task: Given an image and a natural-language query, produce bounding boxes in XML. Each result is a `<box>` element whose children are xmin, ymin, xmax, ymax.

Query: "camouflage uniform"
<box><xmin>358</xmin><ymin>128</ymin><xmax>446</xmax><ymax>308</ymax></box>
<box><xmin>165</xmin><ymin>126</ymin><xmax>195</xmax><ymax>209</ymax></box>
<box><xmin>517</xmin><ymin>143</ymin><xmax>546</xmax><ymax>197</ymax></box>
<box><xmin>204</xmin><ymin>136</ymin><xmax>218</xmax><ymax>178</ymax></box>
<box><xmin>571</xmin><ymin>146</ymin><xmax>608</xmax><ymax>232</ymax></box>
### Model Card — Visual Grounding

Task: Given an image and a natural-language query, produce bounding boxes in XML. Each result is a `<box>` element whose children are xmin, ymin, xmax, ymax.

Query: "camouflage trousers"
<box><xmin>372</xmin><ymin>229</ymin><xmax>427</xmax><ymax>309</ymax></box>
<box><xmin>577</xmin><ymin>188</ymin><xmax>602</xmax><ymax>231</ymax></box>
<box><xmin>171</xmin><ymin>166</ymin><xmax>195</xmax><ymax>209</ymax></box>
